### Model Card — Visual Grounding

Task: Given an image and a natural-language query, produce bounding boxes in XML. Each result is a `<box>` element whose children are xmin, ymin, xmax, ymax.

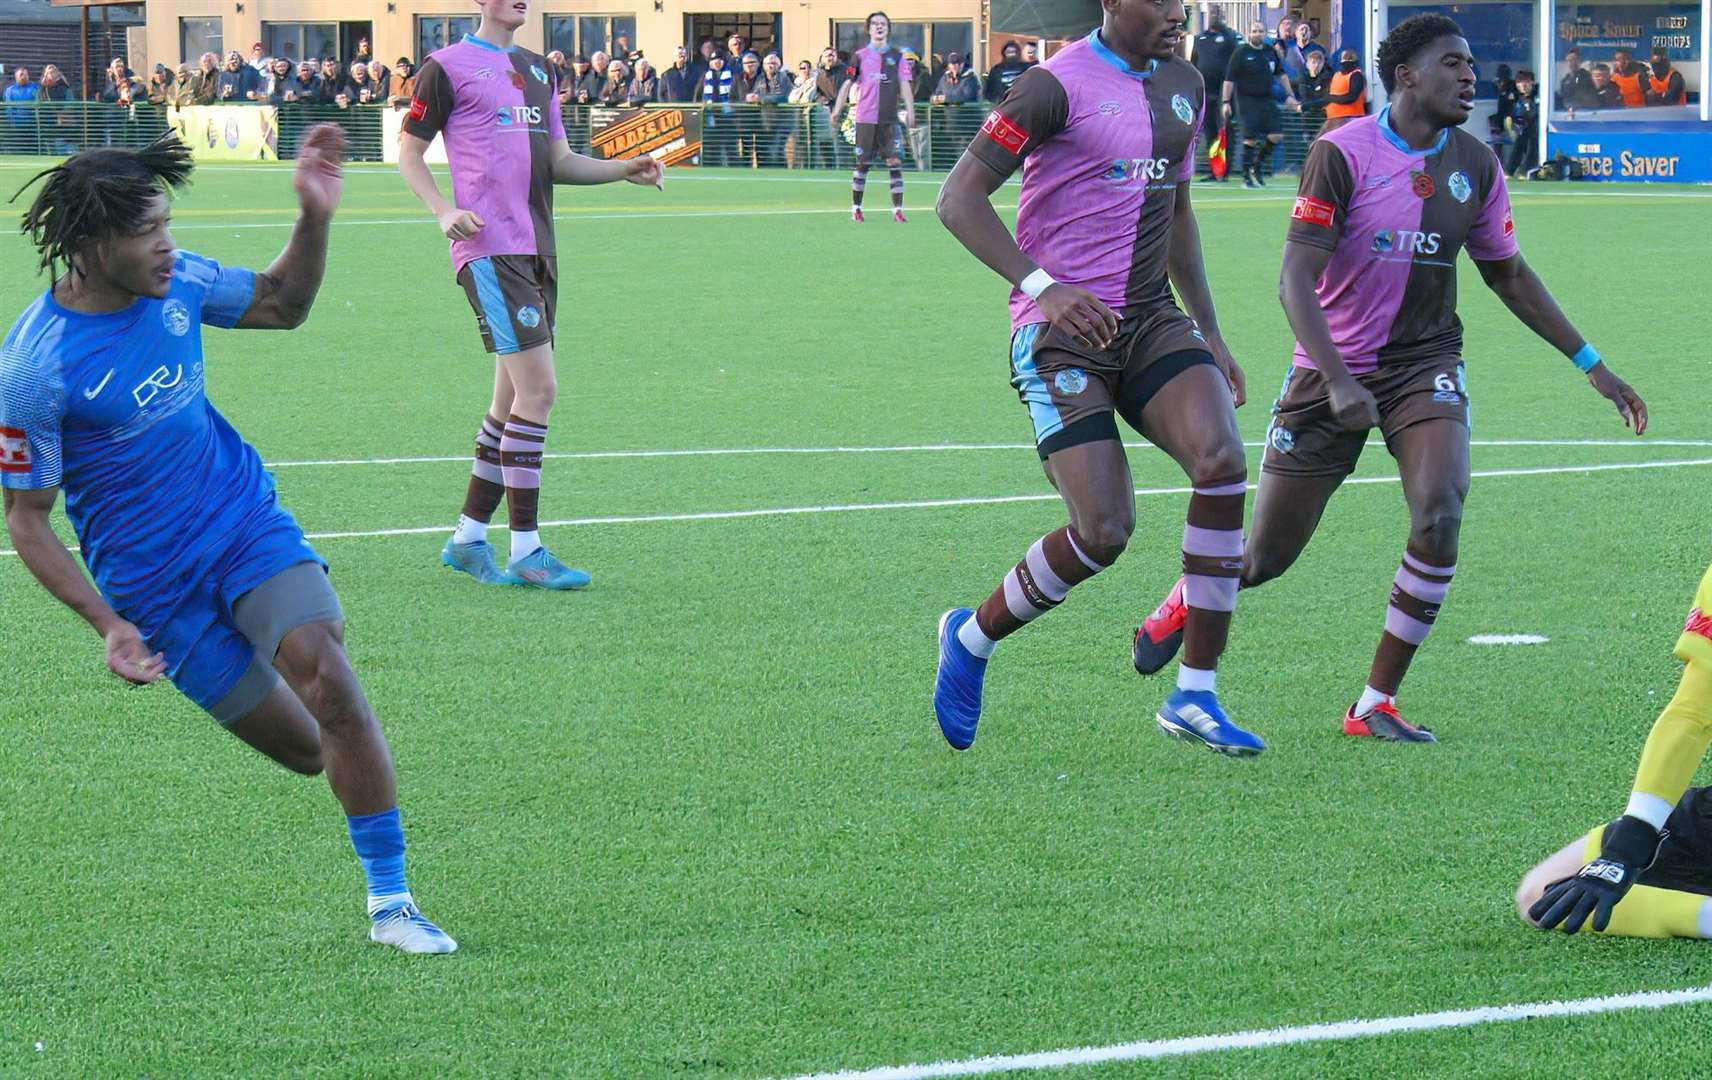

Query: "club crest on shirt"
<box><xmin>1268</xmin><ymin>425</ymin><xmax>1295</xmax><ymax>453</ymax></box>
<box><xmin>509</xmin><ymin>71</ymin><xmax>526</xmax><ymax>90</ymax></box>
<box><xmin>1171</xmin><ymin>93</ymin><xmax>1194</xmax><ymax>125</ymax></box>
<box><xmin>1054</xmin><ymin>368</ymin><xmax>1087</xmax><ymax>395</ymax></box>
<box><xmin>1410</xmin><ymin>170</ymin><xmax>1435</xmax><ymax>199</ymax></box>
<box><xmin>1447</xmin><ymin>170</ymin><xmax>1472</xmax><ymax>203</ymax></box>
<box><xmin>162</xmin><ymin>299</ymin><xmax>190</xmax><ymax>336</ymax></box>
<box><xmin>516</xmin><ymin>305</ymin><xmax>542</xmax><ymax>329</ymax></box>
<box><xmin>531</xmin><ymin>64</ymin><xmax>549</xmax><ymax>84</ymax></box>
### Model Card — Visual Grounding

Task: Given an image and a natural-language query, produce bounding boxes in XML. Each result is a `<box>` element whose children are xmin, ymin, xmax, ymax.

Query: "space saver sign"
<box><xmin>588</xmin><ymin>107</ymin><xmax>702</xmax><ymax>166</ymax></box>
<box><xmin>1546</xmin><ymin>130</ymin><xmax>1712</xmax><ymax>182</ymax></box>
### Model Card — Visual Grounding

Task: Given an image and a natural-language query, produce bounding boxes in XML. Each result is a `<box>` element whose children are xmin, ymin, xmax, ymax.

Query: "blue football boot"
<box><xmin>934</xmin><ymin>608</ymin><xmax>988</xmax><ymax>751</ymax></box>
<box><xmin>1156</xmin><ymin>688</ymin><xmax>1266</xmax><ymax>757</ymax></box>
<box><xmin>506</xmin><ymin>547</ymin><xmax>592</xmax><ymax>591</ymax></box>
<box><xmin>441</xmin><ymin>538</ymin><xmax>511</xmax><ymax>585</ymax></box>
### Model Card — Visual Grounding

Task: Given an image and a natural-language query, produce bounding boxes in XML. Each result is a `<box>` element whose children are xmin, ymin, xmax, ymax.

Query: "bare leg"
<box><xmin>271</xmin><ymin>619</ymin><xmax>396</xmax><ymax>816</ymax></box>
<box><xmin>226</xmin><ymin>680</ymin><xmax>324</xmax><ymax>776</ymax></box>
<box><xmin>1241</xmin><ymin>469</ymin><xmax>1346</xmax><ymax>589</ymax></box>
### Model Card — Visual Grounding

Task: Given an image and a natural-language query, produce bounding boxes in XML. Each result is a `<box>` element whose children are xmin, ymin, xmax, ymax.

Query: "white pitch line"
<box><xmin>780</xmin><ymin>983</ymin><xmax>1712</xmax><ymax>1080</ymax></box>
<box><xmin>161</xmin><ymin>203</ymin><xmax>1021</xmax><ymax>231</ymax></box>
<box><xmin>256</xmin><ymin>438</ymin><xmax>1712</xmax><ymax>470</ymax></box>
<box><xmin>3</xmin><ymin>457</ymin><xmax>1708</xmax><ymax>558</ymax></box>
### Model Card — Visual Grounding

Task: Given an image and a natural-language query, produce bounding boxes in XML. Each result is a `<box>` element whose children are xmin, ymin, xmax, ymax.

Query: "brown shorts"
<box><xmin>1010</xmin><ymin>305</ymin><xmax>1216</xmax><ymax>459</ymax></box>
<box><xmin>854</xmin><ymin>122</ymin><xmax>903</xmax><ymax>162</ymax></box>
<box><xmin>1262</xmin><ymin>356</ymin><xmax>1469</xmax><ymax>478</ymax></box>
<box><xmin>455</xmin><ymin>254</ymin><xmax>558</xmax><ymax>355</ymax></box>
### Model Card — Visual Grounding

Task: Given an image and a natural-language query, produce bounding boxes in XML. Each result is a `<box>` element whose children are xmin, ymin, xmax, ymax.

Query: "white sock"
<box><xmin>451</xmin><ymin>514</ymin><xmax>487</xmax><ymax>544</ymax></box>
<box><xmin>510</xmin><ymin>529</ymin><xmax>541</xmax><ymax>562</ymax></box>
<box><xmin>1625</xmin><ymin>791</ymin><xmax>1675</xmax><ymax>831</ymax></box>
<box><xmin>1355</xmin><ymin>685</ymin><xmax>1393</xmax><ymax>716</ymax></box>
<box><xmin>957</xmin><ymin>616</ymin><xmax>996</xmax><ymax>659</ymax></box>
<box><xmin>367</xmin><ymin>890</ymin><xmax>413</xmax><ymax>918</ymax></box>
<box><xmin>1177</xmin><ymin>665</ymin><xmax>1216</xmax><ymax>693</ymax></box>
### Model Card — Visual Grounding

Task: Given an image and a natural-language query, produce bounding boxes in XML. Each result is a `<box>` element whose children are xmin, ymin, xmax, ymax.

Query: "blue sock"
<box><xmin>347</xmin><ymin>807</ymin><xmax>409</xmax><ymax>915</ymax></box>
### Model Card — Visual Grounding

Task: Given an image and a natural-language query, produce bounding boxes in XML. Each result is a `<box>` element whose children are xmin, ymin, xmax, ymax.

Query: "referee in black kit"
<box><xmin>1223</xmin><ymin>20</ymin><xmax>1298</xmax><ymax>187</ymax></box>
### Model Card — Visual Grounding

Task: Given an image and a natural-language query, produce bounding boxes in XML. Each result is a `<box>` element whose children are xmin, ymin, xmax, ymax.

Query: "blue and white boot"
<box><xmin>1156</xmin><ymin>688</ymin><xmax>1266</xmax><ymax>757</ymax></box>
<box><xmin>934</xmin><ymin>608</ymin><xmax>988</xmax><ymax>751</ymax></box>
<box><xmin>369</xmin><ymin>897</ymin><xmax>458</xmax><ymax>954</ymax></box>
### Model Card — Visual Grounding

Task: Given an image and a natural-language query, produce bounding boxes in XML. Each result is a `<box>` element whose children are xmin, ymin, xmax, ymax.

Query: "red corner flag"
<box><xmin>1208</xmin><ymin>125</ymin><xmax>1229</xmax><ymax>180</ymax></box>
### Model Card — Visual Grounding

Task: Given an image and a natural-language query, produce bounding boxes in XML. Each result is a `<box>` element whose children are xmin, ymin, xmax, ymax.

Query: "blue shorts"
<box><xmin>124</xmin><ymin>512</ymin><xmax>325</xmax><ymax>718</ymax></box>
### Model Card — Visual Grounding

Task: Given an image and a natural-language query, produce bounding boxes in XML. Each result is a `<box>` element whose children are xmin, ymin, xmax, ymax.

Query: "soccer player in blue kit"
<box><xmin>1</xmin><ymin>129</ymin><xmax>456</xmax><ymax>954</ymax></box>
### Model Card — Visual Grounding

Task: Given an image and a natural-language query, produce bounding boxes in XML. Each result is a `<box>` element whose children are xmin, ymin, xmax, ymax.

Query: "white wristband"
<box><xmin>1019</xmin><ymin>268</ymin><xmax>1055</xmax><ymax>300</ymax></box>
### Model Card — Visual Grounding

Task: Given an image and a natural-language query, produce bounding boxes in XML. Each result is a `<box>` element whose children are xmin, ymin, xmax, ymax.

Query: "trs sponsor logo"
<box><xmin>0</xmin><ymin>425</ymin><xmax>30</xmax><ymax>474</ymax></box>
<box><xmin>496</xmin><ymin>105</ymin><xmax>543</xmax><ymax>126</ymax></box>
<box><xmin>1371</xmin><ymin>229</ymin><xmax>1441</xmax><ymax>256</ymax></box>
<box><xmin>1105</xmin><ymin>157</ymin><xmax>1171</xmax><ymax>183</ymax></box>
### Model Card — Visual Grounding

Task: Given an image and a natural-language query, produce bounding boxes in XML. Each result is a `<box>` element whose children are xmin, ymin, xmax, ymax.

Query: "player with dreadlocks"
<box><xmin>1</xmin><ymin>128</ymin><xmax>457</xmax><ymax>953</ymax></box>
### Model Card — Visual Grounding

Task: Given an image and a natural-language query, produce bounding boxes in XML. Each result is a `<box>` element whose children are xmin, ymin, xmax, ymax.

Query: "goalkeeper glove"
<box><xmin>1529</xmin><ymin>814</ymin><xmax>1667</xmax><ymax>934</ymax></box>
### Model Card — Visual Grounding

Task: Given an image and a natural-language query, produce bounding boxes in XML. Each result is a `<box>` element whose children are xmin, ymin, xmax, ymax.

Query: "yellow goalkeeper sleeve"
<box><xmin>1580</xmin><ymin>827</ymin><xmax>1710</xmax><ymax>939</ymax></box>
<box><xmin>1630</xmin><ymin>661</ymin><xmax>1712</xmax><ymax>821</ymax></box>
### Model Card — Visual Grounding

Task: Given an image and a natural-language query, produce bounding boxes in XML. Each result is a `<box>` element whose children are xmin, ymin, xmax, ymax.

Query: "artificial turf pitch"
<box><xmin>0</xmin><ymin>160</ymin><xmax>1709</xmax><ymax>1077</ymax></box>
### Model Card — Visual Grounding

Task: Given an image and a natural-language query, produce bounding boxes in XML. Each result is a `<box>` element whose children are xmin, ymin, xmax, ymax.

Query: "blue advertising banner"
<box><xmin>1555</xmin><ymin>4</ymin><xmax>1700</xmax><ymax>60</ymax></box>
<box><xmin>1546</xmin><ymin>128</ymin><xmax>1712</xmax><ymax>180</ymax></box>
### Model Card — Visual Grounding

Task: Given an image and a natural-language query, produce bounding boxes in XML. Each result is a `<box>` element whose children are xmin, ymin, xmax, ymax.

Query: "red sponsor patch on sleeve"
<box><xmin>1291</xmin><ymin>195</ymin><xmax>1335</xmax><ymax>228</ymax></box>
<box><xmin>980</xmin><ymin>110</ymin><xmax>1029</xmax><ymax>155</ymax></box>
<box><xmin>1685</xmin><ymin>608</ymin><xmax>1712</xmax><ymax>644</ymax></box>
<box><xmin>1502</xmin><ymin>209</ymin><xmax>1515</xmax><ymax>236</ymax></box>
<box><xmin>407</xmin><ymin>96</ymin><xmax>427</xmax><ymax>122</ymax></box>
<box><xmin>0</xmin><ymin>425</ymin><xmax>32</xmax><ymax>474</ymax></box>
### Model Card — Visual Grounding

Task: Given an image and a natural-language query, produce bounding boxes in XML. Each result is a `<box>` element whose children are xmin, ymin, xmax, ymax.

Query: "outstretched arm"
<box><xmin>1474</xmin><ymin>253</ymin><xmax>1647</xmax><ymax>433</ymax></box>
<box><xmin>1168</xmin><ymin>181</ymin><xmax>1244</xmax><ymax>405</ymax></box>
<box><xmin>3</xmin><ymin>487</ymin><xmax>164</xmax><ymax>684</ymax></box>
<box><xmin>548</xmin><ymin>140</ymin><xmax>661</xmax><ymax>188</ymax></box>
<box><xmin>237</xmin><ymin>124</ymin><xmax>343</xmax><ymax>330</ymax></box>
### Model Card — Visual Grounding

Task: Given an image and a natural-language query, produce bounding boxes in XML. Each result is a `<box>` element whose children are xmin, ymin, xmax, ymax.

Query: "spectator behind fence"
<box><xmin>598</xmin><ymin>60</ymin><xmax>629</xmax><ymax>105</ymax></box>
<box><xmin>1589</xmin><ymin>63</ymin><xmax>1624</xmax><ymax>109</ymax></box>
<box><xmin>661</xmin><ymin>46</ymin><xmax>697</xmax><ymax>101</ymax></box>
<box><xmin>101</xmin><ymin>57</ymin><xmax>142</xmax><ymax>105</ymax></box>
<box><xmin>145</xmin><ymin>64</ymin><xmax>174</xmax><ymax>105</ymax></box>
<box><xmin>749</xmin><ymin>53</ymin><xmax>792</xmax><ymax>165</ymax></box>
<box><xmin>1283</xmin><ymin>21</ymin><xmax>1326</xmax><ymax>80</ymax></box>
<box><xmin>366</xmin><ymin>61</ymin><xmax>389</xmax><ymax>101</ymax></box>
<box><xmin>789</xmin><ymin>60</ymin><xmax>819</xmax><ymax>101</ymax></box>
<box><xmin>189</xmin><ymin>53</ymin><xmax>218</xmax><ymax>104</ymax></box>
<box><xmin>262</xmin><ymin>58</ymin><xmax>295</xmax><ymax>104</ymax></box>
<box><xmin>695</xmin><ymin>38</ymin><xmax>716</xmax><ymax>80</ymax></box>
<box><xmin>248</xmin><ymin>42</ymin><xmax>267</xmax><ymax>74</ymax></box>
<box><xmin>701</xmin><ymin>52</ymin><xmax>733</xmax><ymax>102</ymax></box>
<box><xmin>1292</xmin><ymin>47</ymin><xmax>1330</xmax><ymax>117</ymax></box>
<box><xmin>1507</xmin><ymin>69</ymin><xmax>1540</xmax><ymax>177</ymax></box>
<box><xmin>40</xmin><ymin>64</ymin><xmax>75</xmax><ymax>102</ymax></box>
<box><xmin>700</xmin><ymin>52</ymin><xmax>735</xmax><ymax>166</ymax></box>
<box><xmin>628</xmin><ymin>58</ymin><xmax>659</xmax><ymax>104</ymax></box>
<box><xmin>171</xmin><ymin>63</ymin><xmax>196</xmax><ymax>105</ymax></box>
<box><xmin>547</xmin><ymin>50</ymin><xmax>572</xmax><ymax>87</ymax></box>
<box><xmin>735</xmin><ymin>51</ymin><xmax>762</xmax><ymax>99</ymax></box>
<box><xmin>726</xmin><ymin>34</ymin><xmax>747</xmax><ymax>64</ymax></box>
<box><xmin>348</xmin><ymin>60</ymin><xmax>381</xmax><ymax>106</ymax></box>
<box><xmin>1609</xmin><ymin>47</ymin><xmax>1648</xmax><ymax>107</ymax></box>
<box><xmin>1321</xmin><ymin>49</ymin><xmax>1367</xmax><ymax>131</ymax></box>
<box><xmin>1647</xmin><ymin>47</ymin><xmax>1686</xmax><ymax>105</ymax></box>
<box><xmin>816</xmin><ymin>47</ymin><xmax>848</xmax><ymax>102</ymax></box>
<box><xmin>315</xmin><ymin>59</ymin><xmax>344</xmax><ymax>104</ymax></box>
<box><xmin>590</xmin><ymin>50</ymin><xmax>611</xmax><ymax>86</ymax></box>
<box><xmin>283</xmin><ymin>60</ymin><xmax>319</xmax><ymax>103</ymax></box>
<box><xmin>354</xmin><ymin>37</ymin><xmax>374</xmax><ymax>67</ymax></box>
<box><xmin>389</xmin><ymin>58</ymin><xmax>416</xmax><ymax>107</ymax></box>
<box><xmin>5</xmin><ymin>67</ymin><xmax>39</xmax><ymax>131</ymax></box>
<box><xmin>1558</xmin><ymin>48</ymin><xmax>1596</xmax><ymax>110</ymax></box>
<box><xmin>931</xmin><ymin>51</ymin><xmax>979</xmax><ymax>103</ymax></box>
<box><xmin>983</xmin><ymin>41</ymin><xmax>1027</xmax><ymax>102</ymax></box>
<box><xmin>215</xmin><ymin>50</ymin><xmax>257</xmax><ymax>101</ymax></box>
<box><xmin>569</xmin><ymin>54</ymin><xmax>598</xmax><ymax>103</ymax></box>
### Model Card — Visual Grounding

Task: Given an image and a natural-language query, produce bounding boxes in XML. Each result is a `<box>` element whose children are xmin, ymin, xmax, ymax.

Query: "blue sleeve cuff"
<box><xmin>1571</xmin><ymin>344</ymin><xmax>1601</xmax><ymax>373</ymax></box>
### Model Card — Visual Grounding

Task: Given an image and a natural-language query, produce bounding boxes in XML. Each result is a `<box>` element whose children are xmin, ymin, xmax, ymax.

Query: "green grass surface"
<box><xmin>0</xmin><ymin>160</ymin><xmax>1710</xmax><ymax>1077</ymax></box>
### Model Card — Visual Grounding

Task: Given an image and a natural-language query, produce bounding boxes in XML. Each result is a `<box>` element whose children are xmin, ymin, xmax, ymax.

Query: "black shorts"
<box><xmin>1261</xmin><ymin>357</ymin><xmax>1469</xmax><ymax>478</ymax></box>
<box><xmin>1236</xmin><ymin>95</ymin><xmax>1281</xmax><ymax>138</ymax></box>
<box><xmin>854</xmin><ymin>121</ymin><xmax>903</xmax><ymax>162</ymax></box>
<box><xmin>455</xmin><ymin>254</ymin><xmax>558</xmax><ymax>355</ymax></box>
<box><xmin>1010</xmin><ymin>305</ymin><xmax>1217</xmax><ymax>459</ymax></box>
<box><xmin>1592</xmin><ymin>787</ymin><xmax>1712</xmax><ymax>896</ymax></box>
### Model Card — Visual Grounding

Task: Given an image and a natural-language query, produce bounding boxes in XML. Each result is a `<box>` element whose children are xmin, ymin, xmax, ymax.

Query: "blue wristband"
<box><xmin>1571</xmin><ymin>344</ymin><xmax>1601</xmax><ymax>373</ymax></box>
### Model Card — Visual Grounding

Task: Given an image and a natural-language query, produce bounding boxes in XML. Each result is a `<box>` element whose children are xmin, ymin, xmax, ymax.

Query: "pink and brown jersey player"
<box><xmin>932</xmin><ymin>0</ymin><xmax>1263</xmax><ymax>758</ymax></box>
<box><xmin>831</xmin><ymin>13</ymin><xmax>916</xmax><ymax>221</ymax></box>
<box><xmin>396</xmin><ymin>0</ymin><xmax>662</xmax><ymax>590</ymax></box>
<box><xmin>1131</xmin><ymin>13</ymin><xmax>1649</xmax><ymax>741</ymax></box>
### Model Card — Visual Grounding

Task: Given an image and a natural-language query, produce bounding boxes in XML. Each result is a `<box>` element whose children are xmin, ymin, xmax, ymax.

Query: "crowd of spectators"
<box><xmin>1557</xmin><ymin>46</ymin><xmax>1687</xmax><ymax>112</ymax></box>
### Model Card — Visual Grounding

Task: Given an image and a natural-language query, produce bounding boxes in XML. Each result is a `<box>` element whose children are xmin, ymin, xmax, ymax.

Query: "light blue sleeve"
<box><xmin>174</xmin><ymin>250</ymin><xmax>257</xmax><ymax>329</ymax></box>
<box><xmin>0</xmin><ymin>342</ymin><xmax>66</xmax><ymax>491</ymax></box>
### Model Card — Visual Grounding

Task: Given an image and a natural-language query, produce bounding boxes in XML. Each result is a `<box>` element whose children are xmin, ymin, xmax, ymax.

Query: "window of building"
<box><xmin>180</xmin><ymin>16</ymin><xmax>222</xmax><ymax>64</ymax></box>
<box><xmin>834</xmin><ymin>19</ymin><xmax>974</xmax><ymax>63</ymax></box>
<box><xmin>263</xmin><ymin>22</ymin><xmax>338</xmax><ymax>66</ymax></box>
<box><xmin>685</xmin><ymin>13</ymin><xmax>781</xmax><ymax>58</ymax></box>
<box><xmin>1551</xmin><ymin>0</ymin><xmax>1700</xmax><ymax>117</ymax></box>
<box><xmin>544</xmin><ymin>14</ymin><xmax>639</xmax><ymax>58</ymax></box>
<box><xmin>415</xmin><ymin>15</ymin><xmax>480</xmax><ymax>61</ymax></box>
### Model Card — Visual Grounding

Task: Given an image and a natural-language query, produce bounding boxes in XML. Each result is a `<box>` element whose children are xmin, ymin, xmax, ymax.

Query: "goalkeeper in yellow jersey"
<box><xmin>1517</xmin><ymin>564</ymin><xmax>1712</xmax><ymax>938</ymax></box>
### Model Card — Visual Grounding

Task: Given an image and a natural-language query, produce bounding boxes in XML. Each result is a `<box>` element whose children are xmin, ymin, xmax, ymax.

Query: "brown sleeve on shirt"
<box><xmin>1286</xmin><ymin>138</ymin><xmax>1355</xmax><ymax>250</ymax></box>
<box><xmin>401</xmin><ymin>57</ymin><xmax>454</xmax><ymax>141</ymax></box>
<box><xmin>964</xmin><ymin>66</ymin><xmax>1069</xmax><ymax>179</ymax></box>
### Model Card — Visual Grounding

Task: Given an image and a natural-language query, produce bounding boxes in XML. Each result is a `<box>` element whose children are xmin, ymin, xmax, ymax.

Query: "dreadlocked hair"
<box><xmin>11</xmin><ymin>131</ymin><xmax>194</xmax><ymax>280</ymax></box>
<box><xmin>1377</xmin><ymin>13</ymin><xmax>1463</xmax><ymax>94</ymax></box>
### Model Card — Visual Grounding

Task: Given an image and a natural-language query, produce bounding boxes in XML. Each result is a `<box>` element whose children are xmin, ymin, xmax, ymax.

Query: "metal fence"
<box><xmin>0</xmin><ymin>100</ymin><xmax>1332</xmax><ymax>175</ymax></box>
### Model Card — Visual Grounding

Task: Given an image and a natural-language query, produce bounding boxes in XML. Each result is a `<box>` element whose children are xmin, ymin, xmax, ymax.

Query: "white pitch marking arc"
<box><xmin>256</xmin><ymin>438</ymin><xmax>1712</xmax><ymax>470</ymax></box>
<box><xmin>776</xmin><ymin>983</ymin><xmax>1712</xmax><ymax>1080</ymax></box>
<box><xmin>1467</xmin><ymin>633</ymin><xmax>1551</xmax><ymax>645</ymax></box>
<box><xmin>2</xmin><ymin>456</ymin><xmax>1708</xmax><ymax>558</ymax></box>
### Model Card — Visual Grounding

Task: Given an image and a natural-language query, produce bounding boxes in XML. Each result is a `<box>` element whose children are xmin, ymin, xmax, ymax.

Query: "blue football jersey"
<box><xmin>0</xmin><ymin>251</ymin><xmax>310</xmax><ymax>614</ymax></box>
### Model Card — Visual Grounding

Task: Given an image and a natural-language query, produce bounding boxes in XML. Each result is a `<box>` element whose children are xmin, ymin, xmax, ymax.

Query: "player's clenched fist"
<box><xmin>1038</xmin><ymin>283</ymin><xmax>1120</xmax><ymax>351</ymax></box>
<box><xmin>437</xmin><ymin>208</ymin><xmax>484</xmax><ymax>240</ymax></box>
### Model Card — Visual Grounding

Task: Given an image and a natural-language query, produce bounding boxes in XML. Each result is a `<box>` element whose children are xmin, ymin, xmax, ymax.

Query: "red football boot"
<box><xmin>1132</xmin><ymin>576</ymin><xmax>1187</xmax><ymax>675</ymax></box>
<box><xmin>1342</xmin><ymin>701</ymin><xmax>1437</xmax><ymax>743</ymax></box>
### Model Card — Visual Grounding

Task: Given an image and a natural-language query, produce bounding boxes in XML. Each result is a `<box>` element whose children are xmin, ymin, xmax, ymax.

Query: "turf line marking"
<box><xmin>160</xmin><ymin>203</ymin><xmax>1025</xmax><ymax>231</ymax></box>
<box><xmin>778</xmin><ymin>983</ymin><xmax>1712</xmax><ymax>1080</ymax></box>
<box><xmin>256</xmin><ymin>438</ymin><xmax>1712</xmax><ymax>470</ymax></box>
<box><xmin>3</xmin><ymin>457</ymin><xmax>1706</xmax><ymax>557</ymax></box>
